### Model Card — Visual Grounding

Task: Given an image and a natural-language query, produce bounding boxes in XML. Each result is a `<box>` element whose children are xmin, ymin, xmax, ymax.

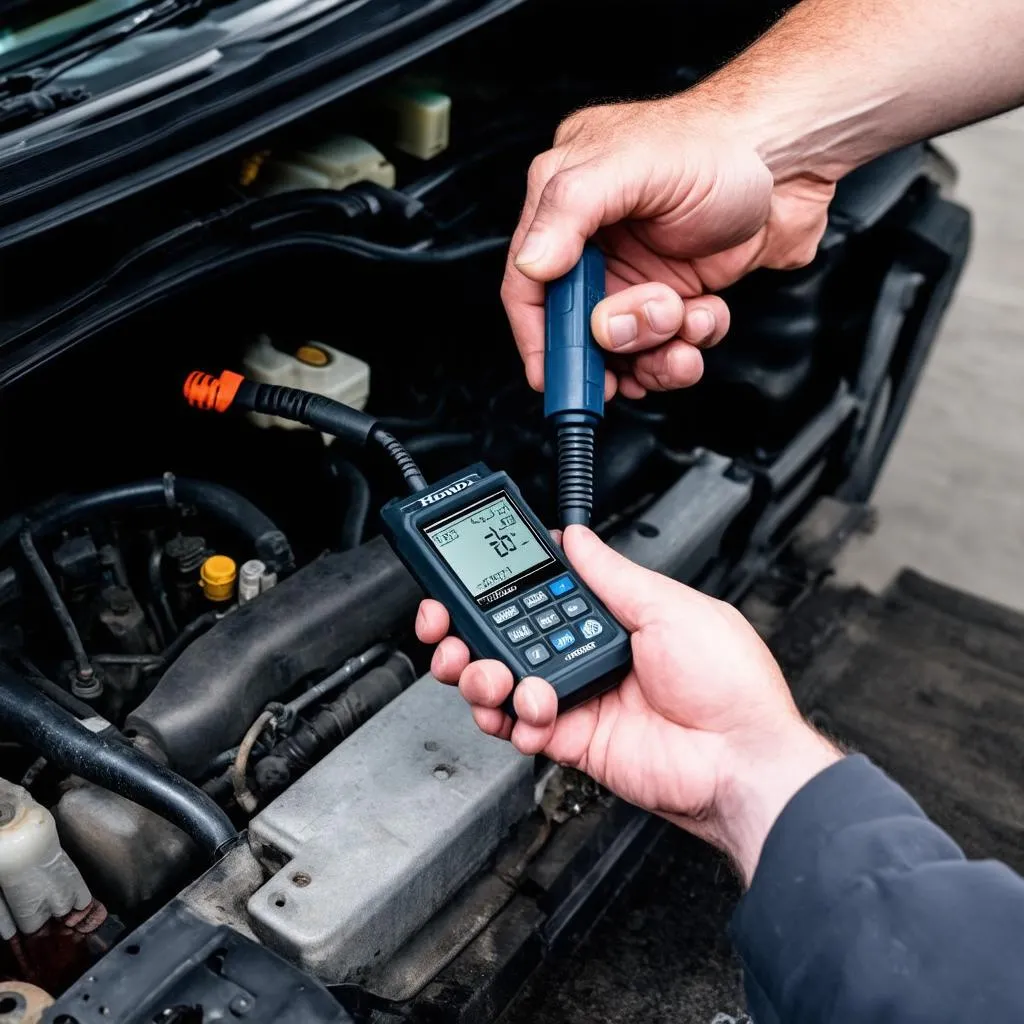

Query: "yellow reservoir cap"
<box><xmin>200</xmin><ymin>555</ymin><xmax>237</xmax><ymax>602</ymax></box>
<box><xmin>295</xmin><ymin>344</ymin><xmax>331</xmax><ymax>367</ymax></box>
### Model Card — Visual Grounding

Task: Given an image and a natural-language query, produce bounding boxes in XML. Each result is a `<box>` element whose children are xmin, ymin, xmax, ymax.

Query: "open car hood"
<box><xmin>0</xmin><ymin>0</ymin><xmax>524</xmax><ymax>248</ymax></box>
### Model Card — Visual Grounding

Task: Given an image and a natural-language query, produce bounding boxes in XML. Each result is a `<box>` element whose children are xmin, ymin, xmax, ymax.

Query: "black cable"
<box><xmin>316</xmin><ymin>234</ymin><xmax>509</xmax><ymax>264</ymax></box>
<box><xmin>0</xmin><ymin>664</ymin><xmax>236</xmax><ymax>858</ymax></box>
<box><xmin>371</xmin><ymin>428</ymin><xmax>427</xmax><ymax>494</ymax></box>
<box><xmin>328</xmin><ymin>453</ymin><xmax>372</xmax><ymax>551</ymax></box>
<box><xmin>0</xmin><ymin>476</ymin><xmax>293</xmax><ymax>573</ymax></box>
<box><xmin>18</xmin><ymin>530</ymin><xmax>93</xmax><ymax>682</ymax></box>
<box><xmin>159</xmin><ymin>609</ymin><xmax>220</xmax><ymax>668</ymax></box>
<box><xmin>5</xmin><ymin>656</ymin><xmax>99</xmax><ymax>721</ymax></box>
<box><xmin>403</xmin><ymin>432</ymin><xmax>476</xmax><ymax>457</ymax></box>
<box><xmin>223</xmin><ymin>378</ymin><xmax>428</xmax><ymax>495</ymax></box>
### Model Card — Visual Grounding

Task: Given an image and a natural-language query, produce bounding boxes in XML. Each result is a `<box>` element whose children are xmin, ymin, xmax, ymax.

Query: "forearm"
<box><xmin>691</xmin><ymin>0</ymin><xmax>1024</xmax><ymax>180</ymax></box>
<box><xmin>733</xmin><ymin>756</ymin><xmax>1024</xmax><ymax>1023</ymax></box>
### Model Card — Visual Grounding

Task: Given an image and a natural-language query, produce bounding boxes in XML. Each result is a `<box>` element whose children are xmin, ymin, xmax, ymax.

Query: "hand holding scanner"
<box><xmin>381</xmin><ymin>464</ymin><xmax>631</xmax><ymax>712</ymax></box>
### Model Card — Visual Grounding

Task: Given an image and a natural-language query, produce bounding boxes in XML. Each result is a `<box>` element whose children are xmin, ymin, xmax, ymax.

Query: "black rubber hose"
<box><xmin>18</xmin><ymin>530</ymin><xmax>93</xmax><ymax>681</ymax></box>
<box><xmin>159</xmin><ymin>610</ymin><xmax>220</xmax><ymax>668</ymax></box>
<box><xmin>328</xmin><ymin>454</ymin><xmax>372</xmax><ymax>551</ymax></box>
<box><xmin>255</xmin><ymin>654</ymin><xmax>416</xmax><ymax>792</ymax></box>
<box><xmin>0</xmin><ymin>664</ymin><xmax>236</xmax><ymax>859</ymax></box>
<box><xmin>0</xmin><ymin>477</ymin><xmax>293</xmax><ymax>573</ymax></box>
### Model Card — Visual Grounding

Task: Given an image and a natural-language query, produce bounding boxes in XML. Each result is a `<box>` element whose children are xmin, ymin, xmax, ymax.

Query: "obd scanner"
<box><xmin>381</xmin><ymin>464</ymin><xmax>631</xmax><ymax>712</ymax></box>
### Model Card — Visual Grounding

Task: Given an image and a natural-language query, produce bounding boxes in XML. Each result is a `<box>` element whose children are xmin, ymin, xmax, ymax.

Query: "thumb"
<box><xmin>514</xmin><ymin>162</ymin><xmax>609</xmax><ymax>281</ymax></box>
<box><xmin>561</xmin><ymin>525</ymin><xmax>669</xmax><ymax>631</ymax></box>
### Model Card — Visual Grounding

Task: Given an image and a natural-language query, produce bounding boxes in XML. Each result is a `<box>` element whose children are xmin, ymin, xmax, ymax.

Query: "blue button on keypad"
<box><xmin>548</xmin><ymin>627</ymin><xmax>576</xmax><ymax>652</ymax></box>
<box><xmin>548</xmin><ymin>575</ymin><xmax>576</xmax><ymax>597</ymax></box>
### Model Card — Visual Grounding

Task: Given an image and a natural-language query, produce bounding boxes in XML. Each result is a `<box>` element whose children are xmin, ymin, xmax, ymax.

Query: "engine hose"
<box><xmin>0</xmin><ymin>665</ymin><xmax>236</xmax><ymax>859</ymax></box>
<box><xmin>554</xmin><ymin>419</ymin><xmax>597</xmax><ymax>527</ymax></box>
<box><xmin>254</xmin><ymin>654</ymin><xmax>416</xmax><ymax>793</ymax></box>
<box><xmin>0</xmin><ymin>477</ymin><xmax>293</xmax><ymax>573</ymax></box>
<box><xmin>328</xmin><ymin>452</ymin><xmax>372</xmax><ymax>551</ymax></box>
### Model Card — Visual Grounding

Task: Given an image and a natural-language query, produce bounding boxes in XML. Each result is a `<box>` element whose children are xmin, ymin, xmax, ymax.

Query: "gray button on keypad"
<box><xmin>490</xmin><ymin>603</ymin><xmax>521</xmax><ymax>626</ymax></box>
<box><xmin>534</xmin><ymin>608</ymin><xmax>563</xmax><ymax>631</ymax></box>
<box><xmin>522</xmin><ymin>589</ymin><xmax>550</xmax><ymax>610</ymax></box>
<box><xmin>505</xmin><ymin>621</ymin><xmax>536</xmax><ymax>645</ymax></box>
<box><xmin>523</xmin><ymin>643</ymin><xmax>551</xmax><ymax>667</ymax></box>
<box><xmin>560</xmin><ymin>596</ymin><xmax>589</xmax><ymax>619</ymax></box>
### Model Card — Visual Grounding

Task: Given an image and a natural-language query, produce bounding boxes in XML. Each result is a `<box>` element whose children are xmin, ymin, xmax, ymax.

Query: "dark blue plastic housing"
<box><xmin>543</xmin><ymin>244</ymin><xmax>607</xmax><ymax>422</ymax></box>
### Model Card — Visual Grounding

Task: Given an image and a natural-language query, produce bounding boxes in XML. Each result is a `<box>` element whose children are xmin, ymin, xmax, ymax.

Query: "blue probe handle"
<box><xmin>543</xmin><ymin>245</ymin><xmax>606</xmax><ymax>422</ymax></box>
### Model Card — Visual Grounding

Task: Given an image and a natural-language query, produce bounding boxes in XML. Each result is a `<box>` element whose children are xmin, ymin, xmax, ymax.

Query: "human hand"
<box><xmin>503</xmin><ymin>94</ymin><xmax>836</xmax><ymax>400</ymax></box>
<box><xmin>415</xmin><ymin>526</ymin><xmax>840</xmax><ymax>883</ymax></box>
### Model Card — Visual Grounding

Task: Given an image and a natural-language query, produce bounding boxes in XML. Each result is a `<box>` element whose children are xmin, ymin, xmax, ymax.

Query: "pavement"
<box><xmin>837</xmin><ymin>111</ymin><xmax>1024</xmax><ymax>610</ymax></box>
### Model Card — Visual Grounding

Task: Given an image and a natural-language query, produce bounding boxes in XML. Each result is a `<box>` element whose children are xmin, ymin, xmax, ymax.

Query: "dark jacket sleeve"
<box><xmin>730</xmin><ymin>754</ymin><xmax>1024</xmax><ymax>1024</ymax></box>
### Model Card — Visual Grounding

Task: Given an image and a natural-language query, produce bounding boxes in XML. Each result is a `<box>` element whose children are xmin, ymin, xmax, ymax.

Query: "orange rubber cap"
<box><xmin>183</xmin><ymin>370</ymin><xmax>245</xmax><ymax>413</ymax></box>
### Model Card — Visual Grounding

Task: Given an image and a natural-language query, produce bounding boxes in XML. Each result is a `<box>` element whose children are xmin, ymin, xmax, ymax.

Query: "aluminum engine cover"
<box><xmin>245</xmin><ymin>674</ymin><xmax>534</xmax><ymax>983</ymax></box>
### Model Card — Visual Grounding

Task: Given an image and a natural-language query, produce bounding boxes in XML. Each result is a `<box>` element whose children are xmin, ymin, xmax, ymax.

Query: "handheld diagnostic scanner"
<box><xmin>381</xmin><ymin>465</ymin><xmax>631</xmax><ymax>712</ymax></box>
<box><xmin>184</xmin><ymin>373</ymin><xmax>632</xmax><ymax>714</ymax></box>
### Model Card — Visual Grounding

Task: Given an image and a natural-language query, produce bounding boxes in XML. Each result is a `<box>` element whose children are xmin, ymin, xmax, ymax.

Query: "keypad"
<box><xmin>490</xmin><ymin>603</ymin><xmax>521</xmax><ymax>626</ymax></box>
<box><xmin>548</xmin><ymin>627</ymin><xmax>577</xmax><ymax>652</ymax></box>
<box><xmin>505</xmin><ymin>621</ymin><xmax>536</xmax><ymax>645</ymax></box>
<box><xmin>523</xmin><ymin>643</ymin><xmax>551</xmax><ymax>667</ymax></box>
<box><xmin>560</xmin><ymin>596</ymin><xmax>589</xmax><ymax>619</ymax></box>
<box><xmin>488</xmin><ymin>573</ymin><xmax>608</xmax><ymax>668</ymax></box>
<box><xmin>533</xmin><ymin>608</ymin><xmax>563</xmax><ymax>631</ymax></box>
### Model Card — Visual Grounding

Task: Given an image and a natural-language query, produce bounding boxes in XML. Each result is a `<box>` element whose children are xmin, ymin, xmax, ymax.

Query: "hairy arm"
<box><xmin>698</xmin><ymin>0</ymin><xmax>1024</xmax><ymax>178</ymax></box>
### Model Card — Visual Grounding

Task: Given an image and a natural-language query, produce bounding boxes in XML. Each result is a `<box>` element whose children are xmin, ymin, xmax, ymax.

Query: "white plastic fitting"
<box><xmin>0</xmin><ymin>780</ymin><xmax>91</xmax><ymax>938</ymax></box>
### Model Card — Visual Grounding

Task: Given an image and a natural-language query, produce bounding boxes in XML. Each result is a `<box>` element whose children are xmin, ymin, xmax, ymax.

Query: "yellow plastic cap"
<box><xmin>295</xmin><ymin>344</ymin><xmax>330</xmax><ymax>367</ymax></box>
<box><xmin>200</xmin><ymin>555</ymin><xmax>237</xmax><ymax>602</ymax></box>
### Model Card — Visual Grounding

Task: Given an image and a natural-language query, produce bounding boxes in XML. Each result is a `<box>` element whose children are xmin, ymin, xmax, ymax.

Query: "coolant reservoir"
<box><xmin>255</xmin><ymin>134</ymin><xmax>396</xmax><ymax>196</ymax></box>
<box><xmin>0</xmin><ymin>780</ymin><xmax>91</xmax><ymax>938</ymax></box>
<box><xmin>242</xmin><ymin>336</ymin><xmax>371</xmax><ymax>435</ymax></box>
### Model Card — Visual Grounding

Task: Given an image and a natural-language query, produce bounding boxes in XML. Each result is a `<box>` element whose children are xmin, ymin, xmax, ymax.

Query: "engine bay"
<box><xmin>0</xmin><ymin>3</ymin><xmax>972</xmax><ymax>1020</ymax></box>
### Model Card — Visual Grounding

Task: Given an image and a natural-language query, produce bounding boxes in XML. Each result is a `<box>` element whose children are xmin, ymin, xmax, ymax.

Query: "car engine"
<box><xmin>0</xmin><ymin>4</ymin><xmax>971</xmax><ymax>1021</ymax></box>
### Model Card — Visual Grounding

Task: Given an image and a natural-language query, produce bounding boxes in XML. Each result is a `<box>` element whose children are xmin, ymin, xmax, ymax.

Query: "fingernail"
<box><xmin>608</xmin><ymin>314</ymin><xmax>638</xmax><ymax>348</ymax></box>
<box><xmin>688</xmin><ymin>309</ymin><xmax>715</xmax><ymax>342</ymax></box>
<box><xmin>415</xmin><ymin>606</ymin><xmax>425</xmax><ymax>632</ymax></box>
<box><xmin>644</xmin><ymin>299</ymin><xmax>678</xmax><ymax>335</ymax></box>
<box><xmin>521</xmin><ymin>689</ymin><xmax>538</xmax><ymax>720</ymax></box>
<box><xmin>435</xmin><ymin>648</ymin><xmax>446</xmax><ymax>672</ymax></box>
<box><xmin>515</xmin><ymin>234</ymin><xmax>547</xmax><ymax>266</ymax></box>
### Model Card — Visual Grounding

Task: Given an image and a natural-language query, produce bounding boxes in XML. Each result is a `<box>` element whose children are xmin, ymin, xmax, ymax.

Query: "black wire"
<box><xmin>159</xmin><ymin>610</ymin><xmax>220</xmax><ymax>667</ymax></box>
<box><xmin>4</xmin><ymin>655</ymin><xmax>99</xmax><ymax>721</ymax></box>
<box><xmin>281</xmin><ymin>232</ymin><xmax>509</xmax><ymax>264</ymax></box>
<box><xmin>371</xmin><ymin>428</ymin><xmax>427</xmax><ymax>494</ymax></box>
<box><xmin>18</xmin><ymin>530</ymin><xmax>92</xmax><ymax>680</ymax></box>
<box><xmin>328</xmin><ymin>452</ymin><xmax>372</xmax><ymax>551</ymax></box>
